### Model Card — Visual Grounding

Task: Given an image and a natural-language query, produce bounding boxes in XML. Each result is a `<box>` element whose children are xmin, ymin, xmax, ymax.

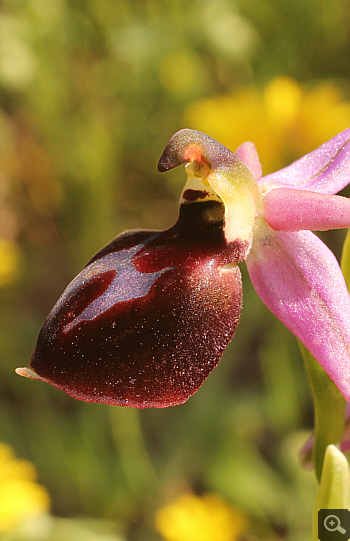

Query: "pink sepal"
<box><xmin>246</xmin><ymin>229</ymin><xmax>350</xmax><ymax>401</ymax></box>
<box><xmin>264</xmin><ymin>188</ymin><xmax>350</xmax><ymax>231</ymax></box>
<box><xmin>235</xmin><ymin>141</ymin><xmax>263</xmax><ymax>181</ymax></box>
<box><xmin>261</xmin><ymin>128</ymin><xmax>350</xmax><ymax>194</ymax></box>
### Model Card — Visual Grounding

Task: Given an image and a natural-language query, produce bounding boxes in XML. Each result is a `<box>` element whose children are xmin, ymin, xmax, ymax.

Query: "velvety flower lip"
<box><xmin>15</xmin><ymin>185</ymin><xmax>246</xmax><ymax>408</ymax></box>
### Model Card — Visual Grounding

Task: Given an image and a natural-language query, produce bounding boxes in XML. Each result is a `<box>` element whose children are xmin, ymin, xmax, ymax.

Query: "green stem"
<box><xmin>300</xmin><ymin>342</ymin><xmax>346</xmax><ymax>482</ymax></box>
<box><xmin>110</xmin><ymin>407</ymin><xmax>159</xmax><ymax>499</ymax></box>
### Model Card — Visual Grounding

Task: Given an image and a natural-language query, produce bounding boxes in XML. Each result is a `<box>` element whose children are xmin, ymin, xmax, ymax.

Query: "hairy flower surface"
<box><xmin>16</xmin><ymin>129</ymin><xmax>350</xmax><ymax>407</ymax></box>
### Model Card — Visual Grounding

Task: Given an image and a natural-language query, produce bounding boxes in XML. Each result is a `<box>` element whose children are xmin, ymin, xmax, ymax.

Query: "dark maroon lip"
<box><xmin>27</xmin><ymin>198</ymin><xmax>246</xmax><ymax>408</ymax></box>
<box><xmin>30</xmin><ymin>258</ymin><xmax>242</xmax><ymax>408</ymax></box>
<box><xmin>19</xmin><ymin>129</ymin><xmax>252</xmax><ymax>408</ymax></box>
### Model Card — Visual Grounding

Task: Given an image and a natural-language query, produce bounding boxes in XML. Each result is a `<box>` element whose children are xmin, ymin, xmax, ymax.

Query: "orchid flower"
<box><xmin>16</xmin><ymin>129</ymin><xmax>350</xmax><ymax>408</ymax></box>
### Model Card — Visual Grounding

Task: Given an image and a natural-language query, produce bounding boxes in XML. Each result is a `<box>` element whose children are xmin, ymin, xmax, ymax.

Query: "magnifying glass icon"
<box><xmin>324</xmin><ymin>514</ymin><xmax>346</xmax><ymax>534</ymax></box>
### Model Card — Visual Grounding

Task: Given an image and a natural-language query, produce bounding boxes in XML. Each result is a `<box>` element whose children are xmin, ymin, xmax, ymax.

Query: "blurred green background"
<box><xmin>1</xmin><ymin>0</ymin><xmax>349</xmax><ymax>539</ymax></box>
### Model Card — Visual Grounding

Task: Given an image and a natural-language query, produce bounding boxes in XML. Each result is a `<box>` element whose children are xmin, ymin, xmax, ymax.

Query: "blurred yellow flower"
<box><xmin>184</xmin><ymin>77</ymin><xmax>350</xmax><ymax>173</ymax></box>
<box><xmin>155</xmin><ymin>493</ymin><xmax>247</xmax><ymax>541</ymax></box>
<box><xmin>0</xmin><ymin>443</ymin><xmax>50</xmax><ymax>532</ymax></box>
<box><xmin>0</xmin><ymin>238</ymin><xmax>21</xmax><ymax>287</ymax></box>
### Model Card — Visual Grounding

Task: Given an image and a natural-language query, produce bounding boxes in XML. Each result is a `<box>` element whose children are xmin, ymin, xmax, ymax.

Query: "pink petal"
<box><xmin>246</xmin><ymin>229</ymin><xmax>350</xmax><ymax>400</ymax></box>
<box><xmin>235</xmin><ymin>141</ymin><xmax>263</xmax><ymax>181</ymax></box>
<box><xmin>264</xmin><ymin>188</ymin><xmax>350</xmax><ymax>231</ymax></box>
<box><xmin>260</xmin><ymin>129</ymin><xmax>350</xmax><ymax>194</ymax></box>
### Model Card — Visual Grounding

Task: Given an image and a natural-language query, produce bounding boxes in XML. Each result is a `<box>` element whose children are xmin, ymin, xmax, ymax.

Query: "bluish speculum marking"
<box><xmin>62</xmin><ymin>245</ymin><xmax>170</xmax><ymax>333</ymax></box>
